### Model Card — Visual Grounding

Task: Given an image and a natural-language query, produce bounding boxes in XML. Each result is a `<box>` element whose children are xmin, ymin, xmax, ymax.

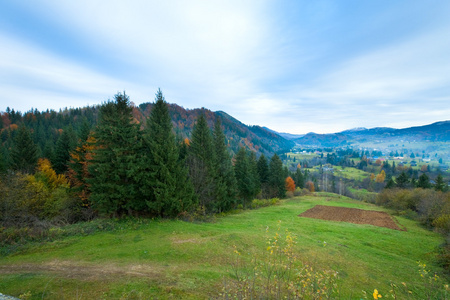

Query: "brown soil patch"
<box><xmin>0</xmin><ymin>260</ymin><xmax>164</xmax><ymax>281</ymax></box>
<box><xmin>299</xmin><ymin>205</ymin><xmax>404</xmax><ymax>231</ymax></box>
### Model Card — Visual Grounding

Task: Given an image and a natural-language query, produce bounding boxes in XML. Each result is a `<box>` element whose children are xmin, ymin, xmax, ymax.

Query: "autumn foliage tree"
<box><xmin>375</xmin><ymin>170</ymin><xmax>386</xmax><ymax>183</ymax></box>
<box><xmin>67</xmin><ymin>136</ymin><xmax>96</xmax><ymax>206</ymax></box>
<box><xmin>285</xmin><ymin>176</ymin><xmax>295</xmax><ymax>192</ymax></box>
<box><xmin>305</xmin><ymin>181</ymin><xmax>315</xmax><ymax>193</ymax></box>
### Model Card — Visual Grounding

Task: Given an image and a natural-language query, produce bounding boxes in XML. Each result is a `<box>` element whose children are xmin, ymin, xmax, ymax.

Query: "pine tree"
<box><xmin>294</xmin><ymin>167</ymin><xmax>305</xmax><ymax>189</ymax></box>
<box><xmin>11</xmin><ymin>126</ymin><xmax>38</xmax><ymax>173</ymax></box>
<box><xmin>187</xmin><ymin>114</ymin><xmax>215</xmax><ymax>212</ymax></box>
<box><xmin>88</xmin><ymin>92</ymin><xmax>143</xmax><ymax>216</ymax></box>
<box><xmin>143</xmin><ymin>89</ymin><xmax>196</xmax><ymax>217</ymax></box>
<box><xmin>43</xmin><ymin>140</ymin><xmax>55</xmax><ymax>162</ymax></box>
<box><xmin>395</xmin><ymin>172</ymin><xmax>409</xmax><ymax>189</ymax></box>
<box><xmin>0</xmin><ymin>146</ymin><xmax>6</xmax><ymax>174</ymax></box>
<box><xmin>434</xmin><ymin>174</ymin><xmax>446</xmax><ymax>192</ymax></box>
<box><xmin>249</xmin><ymin>151</ymin><xmax>261</xmax><ymax>197</ymax></box>
<box><xmin>78</xmin><ymin>117</ymin><xmax>91</xmax><ymax>142</ymax></box>
<box><xmin>417</xmin><ymin>173</ymin><xmax>431</xmax><ymax>189</ymax></box>
<box><xmin>257</xmin><ymin>154</ymin><xmax>270</xmax><ymax>198</ymax></box>
<box><xmin>212</xmin><ymin>118</ymin><xmax>236</xmax><ymax>212</ymax></box>
<box><xmin>269</xmin><ymin>153</ymin><xmax>285</xmax><ymax>198</ymax></box>
<box><xmin>53</xmin><ymin>126</ymin><xmax>77</xmax><ymax>174</ymax></box>
<box><xmin>234</xmin><ymin>147</ymin><xmax>255</xmax><ymax>206</ymax></box>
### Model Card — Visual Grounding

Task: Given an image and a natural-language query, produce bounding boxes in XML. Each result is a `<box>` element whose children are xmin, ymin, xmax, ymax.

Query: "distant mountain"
<box><xmin>138</xmin><ymin>103</ymin><xmax>295</xmax><ymax>155</ymax></box>
<box><xmin>262</xmin><ymin>127</ymin><xmax>305</xmax><ymax>140</ymax></box>
<box><xmin>340</xmin><ymin>127</ymin><xmax>368</xmax><ymax>133</ymax></box>
<box><xmin>265</xmin><ymin>121</ymin><xmax>450</xmax><ymax>148</ymax></box>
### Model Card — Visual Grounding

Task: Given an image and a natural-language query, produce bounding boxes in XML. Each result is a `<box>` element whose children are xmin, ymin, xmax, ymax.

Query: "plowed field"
<box><xmin>299</xmin><ymin>205</ymin><xmax>404</xmax><ymax>230</ymax></box>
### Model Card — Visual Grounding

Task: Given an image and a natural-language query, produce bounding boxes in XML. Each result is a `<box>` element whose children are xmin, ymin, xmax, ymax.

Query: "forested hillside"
<box><xmin>0</xmin><ymin>91</ymin><xmax>293</xmax><ymax>230</ymax></box>
<box><xmin>0</xmin><ymin>99</ymin><xmax>293</xmax><ymax>168</ymax></box>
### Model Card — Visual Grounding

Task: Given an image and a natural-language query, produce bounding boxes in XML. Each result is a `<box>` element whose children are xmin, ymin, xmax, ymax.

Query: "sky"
<box><xmin>1</xmin><ymin>0</ymin><xmax>450</xmax><ymax>134</ymax></box>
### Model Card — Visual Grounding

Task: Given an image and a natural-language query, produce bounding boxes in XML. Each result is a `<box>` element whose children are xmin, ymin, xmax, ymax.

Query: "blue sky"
<box><xmin>1</xmin><ymin>0</ymin><xmax>449</xmax><ymax>134</ymax></box>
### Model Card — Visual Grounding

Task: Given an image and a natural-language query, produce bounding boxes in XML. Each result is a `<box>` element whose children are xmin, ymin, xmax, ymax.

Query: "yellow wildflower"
<box><xmin>373</xmin><ymin>289</ymin><xmax>382</xmax><ymax>299</ymax></box>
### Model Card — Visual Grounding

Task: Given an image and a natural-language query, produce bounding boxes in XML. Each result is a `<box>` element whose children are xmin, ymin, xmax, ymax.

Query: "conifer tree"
<box><xmin>434</xmin><ymin>174</ymin><xmax>446</xmax><ymax>192</ymax></box>
<box><xmin>142</xmin><ymin>89</ymin><xmax>196</xmax><ymax>217</ymax></box>
<box><xmin>395</xmin><ymin>172</ymin><xmax>409</xmax><ymax>188</ymax></box>
<box><xmin>78</xmin><ymin>117</ymin><xmax>91</xmax><ymax>142</ymax></box>
<box><xmin>0</xmin><ymin>146</ymin><xmax>6</xmax><ymax>174</ymax></box>
<box><xmin>53</xmin><ymin>126</ymin><xmax>77</xmax><ymax>174</ymax></box>
<box><xmin>188</xmin><ymin>113</ymin><xmax>215</xmax><ymax>212</ymax></box>
<box><xmin>294</xmin><ymin>167</ymin><xmax>305</xmax><ymax>189</ymax></box>
<box><xmin>43</xmin><ymin>140</ymin><xmax>55</xmax><ymax>162</ymax></box>
<box><xmin>234</xmin><ymin>147</ymin><xmax>255</xmax><ymax>206</ymax></box>
<box><xmin>269</xmin><ymin>153</ymin><xmax>285</xmax><ymax>198</ymax></box>
<box><xmin>88</xmin><ymin>92</ymin><xmax>143</xmax><ymax>216</ymax></box>
<box><xmin>257</xmin><ymin>154</ymin><xmax>270</xmax><ymax>198</ymax></box>
<box><xmin>249</xmin><ymin>151</ymin><xmax>261</xmax><ymax>197</ymax></box>
<box><xmin>212</xmin><ymin>119</ymin><xmax>236</xmax><ymax>212</ymax></box>
<box><xmin>417</xmin><ymin>173</ymin><xmax>431</xmax><ymax>189</ymax></box>
<box><xmin>11</xmin><ymin>126</ymin><xmax>38</xmax><ymax>173</ymax></box>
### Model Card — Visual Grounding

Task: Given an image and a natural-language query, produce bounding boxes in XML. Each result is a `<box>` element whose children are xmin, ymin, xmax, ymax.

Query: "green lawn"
<box><xmin>0</xmin><ymin>194</ymin><xmax>447</xmax><ymax>299</ymax></box>
<box><xmin>333</xmin><ymin>166</ymin><xmax>372</xmax><ymax>181</ymax></box>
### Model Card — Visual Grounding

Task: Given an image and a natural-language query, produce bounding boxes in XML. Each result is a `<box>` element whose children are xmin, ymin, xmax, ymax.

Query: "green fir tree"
<box><xmin>257</xmin><ymin>154</ymin><xmax>270</xmax><ymax>198</ymax></box>
<box><xmin>11</xmin><ymin>126</ymin><xmax>39</xmax><ymax>173</ymax></box>
<box><xmin>88</xmin><ymin>92</ymin><xmax>143</xmax><ymax>216</ymax></box>
<box><xmin>212</xmin><ymin>118</ymin><xmax>236</xmax><ymax>212</ymax></box>
<box><xmin>269</xmin><ymin>153</ymin><xmax>285</xmax><ymax>198</ymax></box>
<box><xmin>143</xmin><ymin>89</ymin><xmax>196</xmax><ymax>217</ymax></box>
<box><xmin>234</xmin><ymin>147</ymin><xmax>256</xmax><ymax>206</ymax></box>
<box><xmin>187</xmin><ymin>113</ymin><xmax>216</xmax><ymax>212</ymax></box>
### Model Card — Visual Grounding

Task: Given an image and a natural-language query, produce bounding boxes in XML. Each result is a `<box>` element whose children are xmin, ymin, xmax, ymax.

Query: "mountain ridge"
<box><xmin>265</xmin><ymin>120</ymin><xmax>450</xmax><ymax>147</ymax></box>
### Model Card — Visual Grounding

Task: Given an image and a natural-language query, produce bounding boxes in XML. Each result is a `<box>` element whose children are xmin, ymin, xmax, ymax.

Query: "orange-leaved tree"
<box><xmin>285</xmin><ymin>176</ymin><xmax>295</xmax><ymax>192</ymax></box>
<box><xmin>375</xmin><ymin>170</ymin><xmax>386</xmax><ymax>183</ymax></box>
<box><xmin>67</xmin><ymin>136</ymin><xmax>96</xmax><ymax>206</ymax></box>
<box><xmin>305</xmin><ymin>181</ymin><xmax>315</xmax><ymax>192</ymax></box>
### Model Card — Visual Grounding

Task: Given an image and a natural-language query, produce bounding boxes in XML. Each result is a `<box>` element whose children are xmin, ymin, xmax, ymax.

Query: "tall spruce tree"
<box><xmin>0</xmin><ymin>146</ymin><xmax>6</xmax><ymax>174</ymax></box>
<box><xmin>249</xmin><ymin>151</ymin><xmax>261</xmax><ymax>197</ymax></box>
<box><xmin>257</xmin><ymin>154</ymin><xmax>270</xmax><ymax>198</ymax></box>
<box><xmin>213</xmin><ymin>119</ymin><xmax>236</xmax><ymax>212</ymax></box>
<box><xmin>143</xmin><ymin>89</ymin><xmax>196</xmax><ymax>217</ymax></box>
<box><xmin>434</xmin><ymin>174</ymin><xmax>446</xmax><ymax>192</ymax></box>
<box><xmin>294</xmin><ymin>167</ymin><xmax>305</xmax><ymax>189</ymax></box>
<box><xmin>11</xmin><ymin>126</ymin><xmax>38</xmax><ymax>173</ymax></box>
<box><xmin>53</xmin><ymin>125</ymin><xmax>77</xmax><ymax>174</ymax></box>
<box><xmin>269</xmin><ymin>153</ymin><xmax>285</xmax><ymax>198</ymax></box>
<box><xmin>88</xmin><ymin>92</ymin><xmax>143</xmax><ymax>216</ymax></box>
<box><xmin>188</xmin><ymin>113</ymin><xmax>216</xmax><ymax>212</ymax></box>
<box><xmin>234</xmin><ymin>147</ymin><xmax>257</xmax><ymax>206</ymax></box>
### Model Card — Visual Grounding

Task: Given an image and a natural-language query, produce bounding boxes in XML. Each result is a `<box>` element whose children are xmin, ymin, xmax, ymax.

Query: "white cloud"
<box><xmin>1</xmin><ymin>1</ymin><xmax>450</xmax><ymax>134</ymax></box>
<box><xmin>0</xmin><ymin>34</ymin><xmax>156</xmax><ymax>111</ymax></box>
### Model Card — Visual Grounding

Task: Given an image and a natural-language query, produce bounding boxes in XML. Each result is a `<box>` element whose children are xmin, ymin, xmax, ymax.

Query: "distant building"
<box><xmin>410</xmin><ymin>161</ymin><xmax>417</xmax><ymax>166</ymax></box>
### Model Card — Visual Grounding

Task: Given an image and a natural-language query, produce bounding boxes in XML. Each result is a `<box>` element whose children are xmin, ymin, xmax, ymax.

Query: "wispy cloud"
<box><xmin>1</xmin><ymin>1</ymin><xmax>450</xmax><ymax>133</ymax></box>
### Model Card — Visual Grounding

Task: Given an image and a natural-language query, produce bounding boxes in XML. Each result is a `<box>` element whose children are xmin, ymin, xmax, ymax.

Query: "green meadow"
<box><xmin>0</xmin><ymin>194</ymin><xmax>447</xmax><ymax>299</ymax></box>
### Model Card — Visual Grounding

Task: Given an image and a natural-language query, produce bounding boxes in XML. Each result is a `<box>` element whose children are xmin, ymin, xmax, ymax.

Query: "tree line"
<box><xmin>1</xmin><ymin>90</ymin><xmax>291</xmax><ymax>226</ymax></box>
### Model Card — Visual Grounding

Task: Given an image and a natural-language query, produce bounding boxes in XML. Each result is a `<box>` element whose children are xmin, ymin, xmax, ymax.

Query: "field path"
<box><xmin>0</xmin><ymin>260</ymin><xmax>164</xmax><ymax>280</ymax></box>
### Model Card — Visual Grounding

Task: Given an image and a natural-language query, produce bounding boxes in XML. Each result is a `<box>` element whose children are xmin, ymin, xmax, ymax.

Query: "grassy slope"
<box><xmin>0</xmin><ymin>194</ymin><xmax>446</xmax><ymax>299</ymax></box>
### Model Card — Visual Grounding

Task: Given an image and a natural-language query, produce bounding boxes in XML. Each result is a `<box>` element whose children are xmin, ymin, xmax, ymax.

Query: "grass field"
<box><xmin>0</xmin><ymin>194</ymin><xmax>447</xmax><ymax>299</ymax></box>
<box><xmin>332</xmin><ymin>166</ymin><xmax>371</xmax><ymax>181</ymax></box>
